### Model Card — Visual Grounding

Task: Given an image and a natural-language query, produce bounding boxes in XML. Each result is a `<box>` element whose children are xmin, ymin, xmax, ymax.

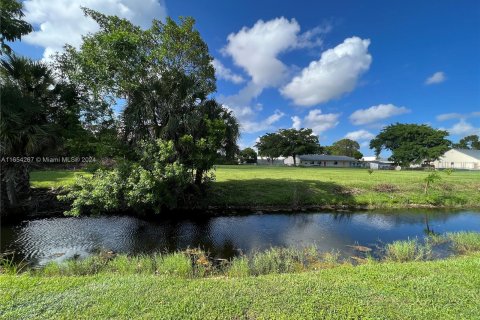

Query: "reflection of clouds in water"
<box><xmin>282</xmin><ymin>215</ymin><xmax>353</xmax><ymax>251</ymax></box>
<box><xmin>352</xmin><ymin>214</ymin><xmax>395</xmax><ymax>231</ymax></box>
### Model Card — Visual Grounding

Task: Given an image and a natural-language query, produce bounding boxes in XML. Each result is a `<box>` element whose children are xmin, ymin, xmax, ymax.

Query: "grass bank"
<box><xmin>2</xmin><ymin>232</ymin><xmax>479</xmax><ymax>318</ymax></box>
<box><xmin>30</xmin><ymin>166</ymin><xmax>480</xmax><ymax>210</ymax></box>
<box><xmin>2</xmin><ymin>253</ymin><xmax>480</xmax><ymax>319</ymax></box>
<box><xmin>4</xmin><ymin>232</ymin><xmax>479</xmax><ymax>278</ymax></box>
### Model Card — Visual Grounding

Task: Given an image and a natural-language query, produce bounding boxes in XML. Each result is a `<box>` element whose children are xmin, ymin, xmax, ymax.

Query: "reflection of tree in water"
<box><xmin>289</xmin><ymin>214</ymin><xmax>315</xmax><ymax>227</ymax></box>
<box><xmin>423</xmin><ymin>214</ymin><xmax>437</xmax><ymax>236</ymax></box>
<box><xmin>331</xmin><ymin>212</ymin><xmax>354</xmax><ymax>222</ymax></box>
<box><xmin>183</xmin><ymin>217</ymin><xmax>216</xmax><ymax>254</ymax></box>
<box><xmin>216</xmin><ymin>239</ymin><xmax>238</xmax><ymax>259</ymax></box>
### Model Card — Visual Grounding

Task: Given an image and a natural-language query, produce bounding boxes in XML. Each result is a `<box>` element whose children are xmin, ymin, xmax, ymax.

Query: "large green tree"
<box><xmin>256</xmin><ymin>129</ymin><xmax>321</xmax><ymax>166</ymax></box>
<box><xmin>57</xmin><ymin>9</ymin><xmax>239</xmax><ymax>187</ymax></box>
<box><xmin>327</xmin><ymin>138</ymin><xmax>363</xmax><ymax>159</ymax></box>
<box><xmin>255</xmin><ymin>133</ymin><xmax>284</xmax><ymax>164</ymax></box>
<box><xmin>370</xmin><ymin>123</ymin><xmax>451</xmax><ymax>166</ymax></box>
<box><xmin>0</xmin><ymin>0</ymin><xmax>32</xmax><ymax>55</ymax></box>
<box><xmin>454</xmin><ymin>135</ymin><xmax>480</xmax><ymax>150</ymax></box>
<box><xmin>239</xmin><ymin>148</ymin><xmax>257</xmax><ymax>164</ymax></box>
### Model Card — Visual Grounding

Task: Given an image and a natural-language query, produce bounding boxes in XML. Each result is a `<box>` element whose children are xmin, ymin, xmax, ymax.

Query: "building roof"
<box><xmin>454</xmin><ymin>149</ymin><xmax>480</xmax><ymax>160</ymax></box>
<box><xmin>298</xmin><ymin>154</ymin><xmax>358</xmax><ymax>161</ymax></box>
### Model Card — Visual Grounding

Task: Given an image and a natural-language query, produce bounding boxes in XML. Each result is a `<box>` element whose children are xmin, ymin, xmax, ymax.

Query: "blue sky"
<box><xmin>11</xmin><ymin>0</ymin><xmax>480</xmax><ymax>155</ymax></box>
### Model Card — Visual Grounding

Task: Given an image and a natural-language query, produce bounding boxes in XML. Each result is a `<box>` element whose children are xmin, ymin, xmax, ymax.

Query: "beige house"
<box><xmin>433</xmin><ymin>149</ymin><xmax>480</xmax><ymax>170</ymax></box>
<box><xmin>284</xmin><ymin>154</ymin><xmax>365</xmax><ymax>167</ymax></box>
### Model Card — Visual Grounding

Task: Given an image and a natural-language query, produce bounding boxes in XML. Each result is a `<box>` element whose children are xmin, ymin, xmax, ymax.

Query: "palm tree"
<box><xmin>121</xmin><ymin>70</ymin><xmax>239</xmax><ymax>185</ymax></box>
<box><xmin>0</xmin><ymin>55</ymin><xmax>58</xmax><ymax>215</ymax></box>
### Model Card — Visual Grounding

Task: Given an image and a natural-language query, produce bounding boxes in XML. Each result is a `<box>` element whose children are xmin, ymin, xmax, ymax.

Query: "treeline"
<box><xmin>246</xmin><ymin>125</ymin><xmax>477</xmax><ymax>166</ymax></box>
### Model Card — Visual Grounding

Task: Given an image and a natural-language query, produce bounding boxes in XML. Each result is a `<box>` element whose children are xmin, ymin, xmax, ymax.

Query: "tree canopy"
<box><xmin>256</xmin><ymin>128</ymin><xmax>321</xmax><ymax>165</ymax></box>
<box><xmin>453</xmin><ymin>135</ymin><xmax>480</xmax><ymax>150</ymax></box>
<box><xmin>239</xmin><ymin>148</ymin><xmax>257</xmax><ymax>164</ymax></box>
<box><xmin>255</xmin><ymin>133</ymin><xmax>284</xmax><ymax>164</ymax></box>
<box><xmin>0</xmin><ymin>0</ymin><xmax>32</xmax><ymax>55</ymax></box>
<box><xmin>325</xmin><ymin>139</ymin><xmax>363</xmax><ymax>159</ymax></box>
<box><xmin>370</xmin><ymin>123</ymin><xmax>451</xmax><ymax>166</ymax></box>
<box><xmin>57</xmin><ymin>9</ymin><xmax>239</xmax><ymax>186</ymax></box>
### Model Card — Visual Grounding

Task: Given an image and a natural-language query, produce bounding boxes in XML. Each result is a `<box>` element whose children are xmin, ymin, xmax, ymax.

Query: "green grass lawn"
<box><xmin>2</xmin><ymin>254</ymin><xmax>479</xmax><ymax>319</ymax></box>
<box><xmin>30</xmin><ymin>170</ymin><xmax>92</xmax><ymax>188</ymax></box>
<box><xmin>211</xmin><ymin>165</ymin><xmax>480</xmax><ymax>208</ymax></box>
<box><xmin>30</xmin><ymin>166</ymin><xmax>480</xmax><ymax>208</ymax></box>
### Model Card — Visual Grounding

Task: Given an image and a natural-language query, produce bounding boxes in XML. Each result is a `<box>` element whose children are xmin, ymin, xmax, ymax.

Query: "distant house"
<box><xmin>284</xmin><ymin>154</ymin><xmax>365</xmax><ymax>168</ymax></box>
<box><xmin>433</xmin><ymin>149</ymin><xmax>480</xmax><ymax>170</ymax></box>
<box><xmin>257</xmin><ymin>156</ymin><xmax>286</xmax><ymax>165</ymax></box>
<box><xmin>360</xmin><ymin>156</ymin><xmax>395</xmax><ymax>170</ymax></box>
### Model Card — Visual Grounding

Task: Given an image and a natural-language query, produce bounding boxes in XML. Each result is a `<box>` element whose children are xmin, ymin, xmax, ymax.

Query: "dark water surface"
<box><xmin>1</xmin><ymin>210</ymin><xmax>480</xmax><ymax>266</ymax></box>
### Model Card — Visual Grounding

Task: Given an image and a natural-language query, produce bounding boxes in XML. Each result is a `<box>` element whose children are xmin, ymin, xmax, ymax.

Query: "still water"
<box><xmin>2</xmin><ymin>210</ymin><xmax>480</xmax><ymax>266</ymax></box>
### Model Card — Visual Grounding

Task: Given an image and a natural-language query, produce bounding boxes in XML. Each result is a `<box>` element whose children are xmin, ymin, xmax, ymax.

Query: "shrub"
<box><xmin>60</xmin><ymin>140</ymin><xmax>196</xmax><ymax>216</ymax></box>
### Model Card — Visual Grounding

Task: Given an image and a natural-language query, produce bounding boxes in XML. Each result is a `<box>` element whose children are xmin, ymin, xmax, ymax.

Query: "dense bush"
<box><xmin>60</xmin><ymin>140</ymin><xmax>199</xmax><ymax>215</ymax></box>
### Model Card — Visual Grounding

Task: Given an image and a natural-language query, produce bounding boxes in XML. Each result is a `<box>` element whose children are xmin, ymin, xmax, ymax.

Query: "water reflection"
<box><xmin>1</xmin><ymin>210</ymin><xmax>479</xmax><ymax>266</ymax></box>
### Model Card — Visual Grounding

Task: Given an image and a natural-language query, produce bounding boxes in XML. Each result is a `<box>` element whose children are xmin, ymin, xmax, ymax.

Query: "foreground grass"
<box><xmin>30</xmin><ymin>166</ymin><xmax>480</xmax><ymax>208</ymax></box>
<box><xmin>1</xmin><ymin>254</ymin><xmax>479</xmax><ymax>319</ymax></box>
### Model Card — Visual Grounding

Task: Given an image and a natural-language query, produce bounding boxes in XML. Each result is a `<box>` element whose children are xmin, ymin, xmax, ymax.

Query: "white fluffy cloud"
<box><xmin>425</xmin><ymin>71</ymin><xmax>446</xmax><ymax>85</ymax></box>
<box><xmin>225</xmin><ymin>105</ymin><xmax>285</xmax><ymax>133</ymax></box>
<box><xmin>436</xmin><ymin>113</ymin><xmax>464</xmax><ymax>121</ymax></box>
<box><xmin>436</xmin><ymin>112</ymin><xmax>480</xmax><ymax>121</ymax></box>
<box><xmin>281</xmin><ymin>37</ymin><xmax>372</xmax><ymax>107</ymax></box>
<box><xmin>349</xmin><ymin>104</ymin><xmax>410</xmax><ymax>125</ymax></box>
<box><xmin>22</xmin><ymin>0</ymin><xmax>167</xmax><ymax>59</ymax></box>
<box><xmin>290</xmin><ymin>109</ymin><xmax>340</xmax><ymax>135</ymax></box>
<box><xmin>223</xmin><ymin>17</ymin><xmax>300</xmax><ymax>88</ymax></box>
<box><xmin>444</xmin><ymin>119</ymin><xmax>479</xmax><ymax>136</ymax></box>
<box><xmin>345</xmin><ymin>129</ymin><xmax>374</xmax><ymax>141</ymax></box>
<box><xmin>291</xmin><ymin>116</ymin><xmax>302</xmax><ymax>129</ymax></box>
<box><xmin>211</xmin><ymin>59</ymin><xmax>245</xmax><ymax>84</ymax></box>
<box><xmin>221</xmin><ymin>18</ymin><xmax>330</xmax><ymax>106</ymax></box>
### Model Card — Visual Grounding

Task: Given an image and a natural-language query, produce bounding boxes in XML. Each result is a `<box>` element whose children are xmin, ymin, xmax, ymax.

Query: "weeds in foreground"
<box><xmin>0</xmin><ymin>253</ymin><xmax>28</xmax><ymax>275</ymax></box>
<box><xmin>384</xmin><ymin>239</ymin><xmax>431</xmax><ymax>262</ymax></box>
<box><xmin>3</xmin><ymin>232</ymin><xmax>480</xmax><ymax>278</ymax></box>
<box><xmin>446</xmin><ymin>232</ymin><xmax>480</xmax><ymax>253</ymax></box>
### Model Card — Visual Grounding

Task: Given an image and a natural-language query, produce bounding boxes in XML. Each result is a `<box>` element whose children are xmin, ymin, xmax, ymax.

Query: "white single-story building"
<box><xmin>360</xmin><ymin>156</ymin><xmax>395</xmax><ymax>170</ymax></box>
<box><xmin>257</xmin><ymin>156</ymin><xmax>286</xmax><ymax>165</ymax></box>
<box><xmin>284</xmin><ymin>154</ymin><xmax>365</xmax><ymax>167</ymax></box>
<box><xmin>432</xmin><ymin>149</ymin><xmax>480</xmax><ymax>170</ymax></box>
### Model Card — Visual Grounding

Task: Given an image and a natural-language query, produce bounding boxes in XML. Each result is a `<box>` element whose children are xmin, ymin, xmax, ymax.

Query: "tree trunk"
<box><xmin>0</xmin><ymin>164</ymin><xmax>31</xmax><ymax>218</ymax></box>
<box><xmin>194</xmin><ymin>169</ymin><xmax>204</xmax><ymax>186</ymax></box>
<box><xmin>293</xmin><ymin>154</ymin><xmax>296</xmax><ymax>166</ymax></box>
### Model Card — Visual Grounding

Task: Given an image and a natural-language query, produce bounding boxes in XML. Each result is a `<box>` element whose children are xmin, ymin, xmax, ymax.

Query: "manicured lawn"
<box><xmin>30</xmin><ymin>170</ymin><xmax>92</xmax><ymax>188</ymax></box>
<box><xmin>30</xmin><ymin>166</ymin><xmax>480</xmax><ymax>208</ymax></box>
<box><xmin>211</xmin><ymin>165</ymin><xmax>480</xmax><ymax>208</ymax></box>
<box><xmin>2</xmin><ymin>254</ymin><xmax>479</xmax><ymax>319</ymax></box>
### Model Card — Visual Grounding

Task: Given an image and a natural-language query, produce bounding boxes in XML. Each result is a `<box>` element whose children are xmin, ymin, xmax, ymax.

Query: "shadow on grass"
<box><xmin>209</xmin><ymin>179</ymin><xmax>356</xmax><ymax>208</ymax></box>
